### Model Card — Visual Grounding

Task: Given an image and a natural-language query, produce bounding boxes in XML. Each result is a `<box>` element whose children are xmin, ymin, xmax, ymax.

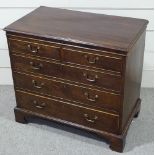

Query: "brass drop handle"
<box><xmin>27</xmin><ymin>44</ymin><xmax>40</xmax><ymax>53</ymax></box>
<box><xmin>84</xmin><ymin>92</ymin><xmax>98</xmax><ymax>102</ymax></box>
<box><xmin>30</xmin><ymin>62</ymin><xmax>43</xmax><ymax>70</ymax></box>
<box><xmin>84</xmin><ymin>55</ymin><xmax>99</xmax><ymax>64</ymax></box>
<box><xmin>32</xmin><ymin>100</ymin><xmax>46</xmax><ymax>109</ymax></box>
<box><xmin>84</xmin><ymin>114</ymin><xmax>98</xmax><ymax>123</ymax></box>
<box><xmin>32</xmin><ymin>80</ymin><xmax>44</xmax><ymax>89</ymax></box>
<box><xmin>83</xmin><ymin>72</ymin><xmax>98</xmax><ymax>82</ymax></box>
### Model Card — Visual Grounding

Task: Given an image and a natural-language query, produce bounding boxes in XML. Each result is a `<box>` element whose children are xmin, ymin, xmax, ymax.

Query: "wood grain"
<box><xmin>5</xmin><ymin>7</ymin><xmax>148</xmax><ymax>152</ymax></box>
<box><xmin>4</xmin><ymin>6</ymin><xmax>148</xmax><ymax>52</ymax></box>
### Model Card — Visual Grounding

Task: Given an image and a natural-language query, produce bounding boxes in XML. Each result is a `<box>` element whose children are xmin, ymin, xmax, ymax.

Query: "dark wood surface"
<box><xmin>4</xmin><ymin>6</ymin><xmax>148</xmax><ymax>52</ymax></box>
<box><xmin>121</xmin><ymin>31</ymin><xmax>146</xmax><ymax>131</ymax></box>
<box><xmin>9</xmin><ymin>37</ymin><xmax>61</xmax><ymax>61</ymax></box>
<box><xmin>14</xmin><ymin>71</ymin><xmax>121</xmax><ymax>113</ymax></box>
<box><xmin>4</xmin><ymin>6</ymin><xmax>148</xmax><ymax>152</ymax></box>
<box><xmin>16</xmin><ymin>90</ymin><xmax>119</xmax><ymax>134</ymax></box>
<box><xmin>8</xmin><ymin>36</ymin><xmax>123</xmax><ymax>72</ymax></box>
<box><xmin>11</xmin><ymin>54</ymin><xmax>122</xmax><ymax>92</ymax></box>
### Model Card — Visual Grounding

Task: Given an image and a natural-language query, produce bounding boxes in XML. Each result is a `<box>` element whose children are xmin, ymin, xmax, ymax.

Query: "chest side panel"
<box><xmin>122</xmin><ymin>30</ymin><xmax>146</xmax><ymax>131</ymax></box>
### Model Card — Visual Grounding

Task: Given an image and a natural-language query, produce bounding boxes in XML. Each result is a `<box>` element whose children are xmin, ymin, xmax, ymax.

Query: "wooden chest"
<box><xmin>4</xmin><ymin>6</ymin><xmax>148</xmax><ymax>152</ymax></box>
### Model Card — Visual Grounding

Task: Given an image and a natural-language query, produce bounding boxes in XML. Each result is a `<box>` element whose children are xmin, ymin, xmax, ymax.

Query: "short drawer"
<box><xmin>14</xmin><ymin>72</ymin><xmax>121</xmax><ymax>112</ymax></box>
<box><xmin>62</xmin><ymin>47</ymin><xmax>123</xmax><ymax>72</ymax></box>
<box><xmin>16</xmin><ymin>90</ymin><xmax>119</xmax><ymax>134</ymax></box>
<box><xmin>11</xmin><ymin>54</ymin><xmax>122</xmax><ymax>92</ymax></box>
<box><xmin>8</xmin><ymin>38</ymin><xmax>61</xmax><ymax>61</ymax></box>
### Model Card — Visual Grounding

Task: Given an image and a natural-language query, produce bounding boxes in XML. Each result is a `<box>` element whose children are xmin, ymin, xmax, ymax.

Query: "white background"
<box><xmin>0</xmin><ymin>0</ymin><xmax>154</xmax><ymax>87</ymax></box>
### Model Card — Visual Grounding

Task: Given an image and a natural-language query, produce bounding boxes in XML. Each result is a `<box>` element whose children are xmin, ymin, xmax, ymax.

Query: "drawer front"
<box><xmin>8</xmin><ymin>36</ymin><xmax>123</xmax><ymax>72</ymax></box>
<box><xmin>62</xmin><ymin>47</ymin><xmax>123</xmax><ymax>72</ymax></box>
<box><xmin>16</xmin><ymin>90</ymin><xmax>119</xmax><ymax>134</ymax></box>
<box><xmin>8</xmin><ymin>38</ymin><xmax>61</xmax><ymax>61</ymax></box>
<box><xmin>11</xmin><ymin>54</ymin><xmax>122</xmax><ymax>92</ymax></box>
<box><xmin>14</xmin><ymin>72</ymin><xmax>121</xmax><ymax>112</ymax></box>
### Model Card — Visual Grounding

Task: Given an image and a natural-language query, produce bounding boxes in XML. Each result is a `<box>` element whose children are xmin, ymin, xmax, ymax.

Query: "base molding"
<box><xmin>14</xmin><ymin>98</ymin><xmax>141</xmax><ymax>153</ymax></box>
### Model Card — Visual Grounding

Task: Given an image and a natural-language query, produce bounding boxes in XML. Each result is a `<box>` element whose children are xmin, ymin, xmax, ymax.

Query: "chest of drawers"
<box><xmin>4</xmin><ymin>6</ymin><xmax>148</xmax><ymax>152</ymax></box>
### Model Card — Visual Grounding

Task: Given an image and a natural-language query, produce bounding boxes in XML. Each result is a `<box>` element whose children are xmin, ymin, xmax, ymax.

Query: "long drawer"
<box><xmin>14</xmin><ymin>72</ymin><xmax>121</xmax><ymax>112</ymax></box>
<box><xmin>15</xmin><ymin>90</ymin><xmax>119</xmax><ymax>134</ymax></box>
<box><xmin>8</xmin><ymin>36</ymin><xmax>123</xmax><ymax>72</ymax></box>
<box><xmin>11</xmin><ymin>54</ymin><xmax>122</xmax><ymax>92</ymax></box>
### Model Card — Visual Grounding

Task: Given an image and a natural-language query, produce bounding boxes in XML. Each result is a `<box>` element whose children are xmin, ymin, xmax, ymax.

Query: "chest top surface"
<box><xmin>4</xmin><ymin>6</ymin><xmax>148</xmax><ymax>53</ymax></box>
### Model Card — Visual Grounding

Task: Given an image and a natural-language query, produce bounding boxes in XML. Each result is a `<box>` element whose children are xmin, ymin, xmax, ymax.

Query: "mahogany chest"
<box><xmin>4</xmin><ymin>6</ymin><xmax>148</xmax><ymax>152</ymax></box>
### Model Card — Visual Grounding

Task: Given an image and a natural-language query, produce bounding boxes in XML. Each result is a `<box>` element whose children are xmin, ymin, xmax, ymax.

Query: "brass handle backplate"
<box><xmin>84</xmin><ymin>92</ymin><xmax>98</xmax><ymax>102</ymax></box>
<box><xmin>32</xmin><ymin>80</ymin><xmax>44</xmax><ymax>89</ymax></box>
<box><xmin>84</xmin><ymin>55</ymin><xmax>99</xmax><ymax>64</ymax></box>
<box><xmin>84</xmin><ymin>114</ymin><xmax>98</xmax><ymax>123</ymax></box>
<box><xmin>30</xmin><ymin>62</ymin><xmax>43</xmax><ymax>70</ymax></box>
<box><xmin>83</xmin><ymin>72</ymin><xmax>98</xmax><ymax>82</ymax></box>
<box><xmin>27</xmin><ymin>44</ymin><xmax>40</xmax><ymax>53</ymax></box>
<box><xmin>32</xmin><ymin>100</ymin><xmax>46</xmax><ymax>109</ymax></box>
